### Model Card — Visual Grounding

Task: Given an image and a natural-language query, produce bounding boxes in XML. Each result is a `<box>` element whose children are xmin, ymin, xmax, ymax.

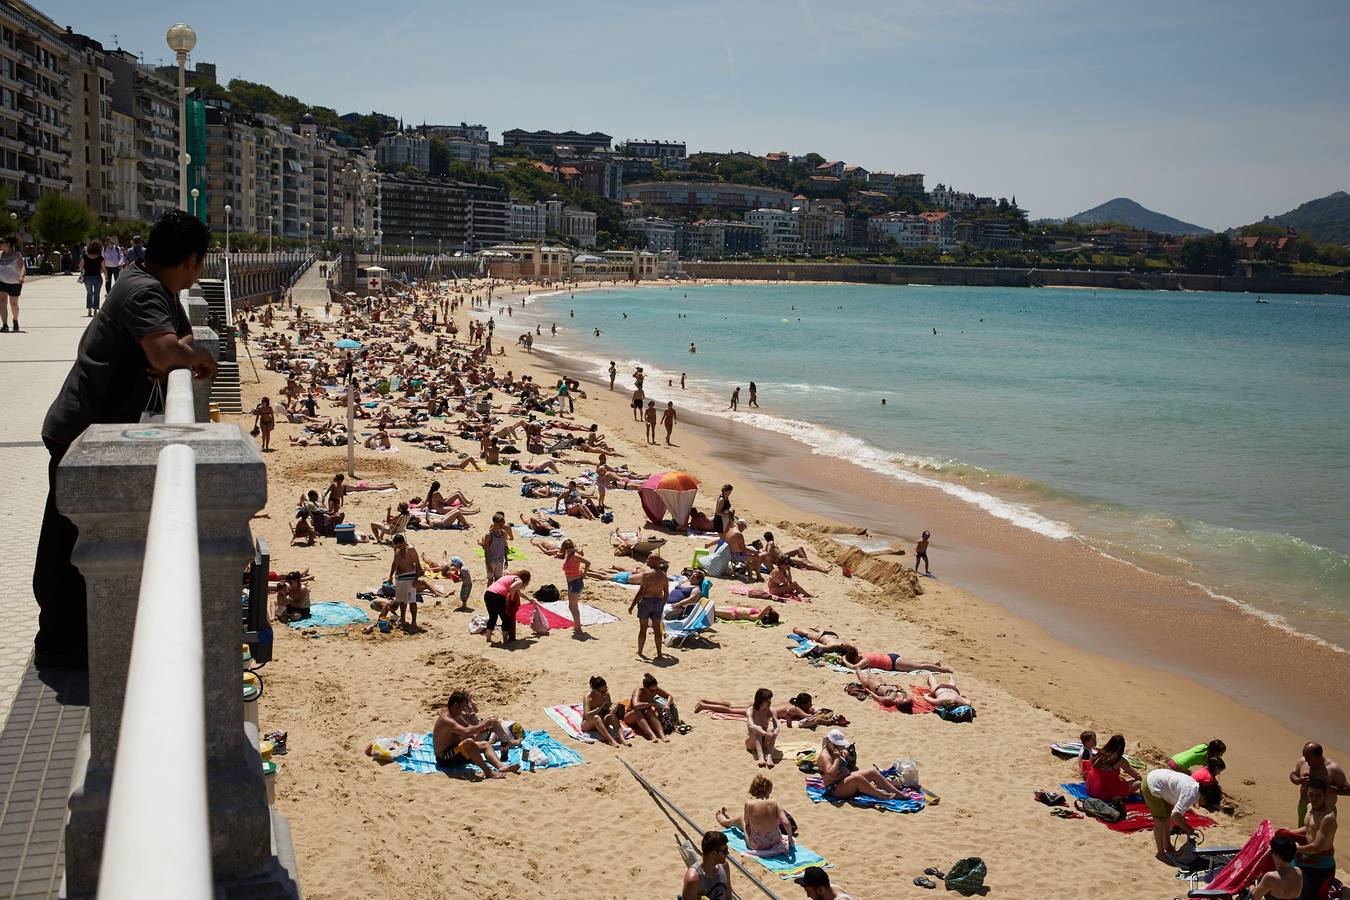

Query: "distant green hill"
<box><xmin>1068</xmin><ymin>197</ymin><xmax>1211</xmax><ymax>235</ymax></box>
<box><xmin>1246</xmin><ymin>191</ymin><xmax>1350</xmax><ymax>244</ymax></box>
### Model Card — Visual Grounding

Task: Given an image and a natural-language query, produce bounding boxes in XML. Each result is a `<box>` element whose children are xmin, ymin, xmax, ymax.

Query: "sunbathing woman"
<box><xmin>794</xmin><ymin>627</ymin><xmax>953</xmax><ymax>674</ymax></box>
<box><xmin>581</xmin><ymin>675</ymin><xmax>631</xmax><ymax>748</ymax></box>
<box><xmin>762</xmin><ymin>532</ymin><xmax>830</xmax><ymax>573</ymax></box>
<box><xmin>519</xmin><ymin>512</ymin><xmax>560</xmax><ymax>536</ymax></box>
<box><xmin>420</xmin><ymin>482</ymin><xmax>478</xmax><ymax>515</ymax></box>
<box><xmin>845</xmin><ymin>668</ymin><xmax>916</xmax><ymax>713</ymax></box>
<box><xmin>510</xmin><ymin>458</ymin><xmax>561</xmax><ymax>475</ymax></box>
<box><xmin>745</xmin><ymin>561</ymin><xmax>812</xmax><ymax>600</ymax></box>
<box><xmin>816</xmin><ymin>731</ymin><xmax>903</xmax><ymax>801</ymax></box>
<box><xmin>584</xmin><ymin>564</ymin><xmax>649</xmax><ymax>583</ymax></box>
<box><xmin>918</xmin><ymin>673</ymin><xmax>974</xmax><ymax>711</ymax></box>
<box><xmin>715</xmin><ymin>775</ymin><xmax>794</xmax><ymax>857</ymax></box>
<box><xmin>714</xmin><ymin>604</ymin><xmax>779</xmax><ymax>624</ymax></box>
<box><xmin>695</xmin><ymin>691</ymin><xmax>821</xmax><ymax>728</ymax></box>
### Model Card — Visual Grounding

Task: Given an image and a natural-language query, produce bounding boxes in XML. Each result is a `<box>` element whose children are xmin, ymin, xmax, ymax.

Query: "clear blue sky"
<box><xmin>45</xmin><ymin>0</ymin><xmax>1350</xmax><ymax>230</ymax></box>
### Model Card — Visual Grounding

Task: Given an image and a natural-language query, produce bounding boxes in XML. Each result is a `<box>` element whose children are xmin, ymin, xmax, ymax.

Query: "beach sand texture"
<box><xmin>242</xmin><ymin>280</ymin><xmax>1319</xmax><ymax>900</ymax></box>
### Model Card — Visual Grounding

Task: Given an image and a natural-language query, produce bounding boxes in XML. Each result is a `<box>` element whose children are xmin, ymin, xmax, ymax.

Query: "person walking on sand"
<box><xmin>608</xmin><ymin>361</ymin><xmax>617</xmax><ymax>391</ymax></box>
<box><xmin>480</xmin><ymin>512</ymin><xmax>511</xmax><ymax>581</ymax></box>
<box><xmin>628</xmin><ymin>558</ymin><xmax>670</xmax><ymax>660</ymax></box>
<box><xmin>914</xmin><ymin>530</ymin><xmax>931</xmax><ymax>574</ymax></box>
<box><xmin>662</xmin><ymin>402</ymin><xmax>677</xmax><ymax>445</ymax></box>
<box><xmin>748</xmin><ymin>381</ymin><xmax>759</xmax><ymax>408</ymax></box>
<box><xmin>644</xmin><ymin>399</ymin><xmax>658</xmax><ymax>444</ymax></box>
<box><xmin>251</xmin><ymin>396</ymin><xmax>275</xmax><ymax>451</ymax></box>
<box><xmin>631</xmin><ymin>385</ymin><xmax>645</xmax><ymax>421</ymax></box>
<box><xmin>727</xmin><ymin>386</ymin><xmax>740</xmax><ymax>411</ymax></box>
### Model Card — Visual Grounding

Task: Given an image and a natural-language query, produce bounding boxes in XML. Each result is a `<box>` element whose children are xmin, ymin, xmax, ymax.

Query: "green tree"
<box><xmin>32</xmin><ymin>192</ymin><xmax>96</xmax><ymax>246</ymax></box>
<box><xmin>1179</xmin><ymin>233</ymin><xmax>1237</xmax><ymax>275</ymax></box>
<box><xmin>428</xmin><ymin>138</ymin><xmax>450</xmax><ymax>178</ymax></box>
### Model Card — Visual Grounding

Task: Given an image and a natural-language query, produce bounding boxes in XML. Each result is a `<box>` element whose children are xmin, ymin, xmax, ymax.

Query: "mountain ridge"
<box><xmin>1068</xmin><ymin>197</ymin><xmax>1211</xmax><ymax>235</ymax></box>
<box><xmin>1242</xmin><ymin>191</ymin><xmax>1350</xmax><ymax>244</ymax></box>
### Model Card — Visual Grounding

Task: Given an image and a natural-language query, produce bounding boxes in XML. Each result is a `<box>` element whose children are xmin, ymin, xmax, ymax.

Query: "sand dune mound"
<box><xmin>418</xmin><ymin>650</ymin><xmax>537</xmax><ymax>708</ymax></box>
<box><xmin>776</xmin><ymin>521</ymin><xmax>923</xmax><ymax>597</ymax></box>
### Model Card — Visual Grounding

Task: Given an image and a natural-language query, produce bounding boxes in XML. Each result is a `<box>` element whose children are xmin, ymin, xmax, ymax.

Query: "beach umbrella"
<box><xmin>637</xmin><ymin>471</ymin><xmax>700</xmax><ymax>528</ymax></box>
<box><xmin>334</xmin><ymin>338</ymin><xmax>363</xmax><ymax>350</ymax></box>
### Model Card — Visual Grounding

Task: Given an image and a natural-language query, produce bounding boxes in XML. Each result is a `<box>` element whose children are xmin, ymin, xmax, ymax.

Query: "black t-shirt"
<box><xmin>43</xmin><ymin>263</ymin><xmax>192</xmax><ymax>444</ymax></box>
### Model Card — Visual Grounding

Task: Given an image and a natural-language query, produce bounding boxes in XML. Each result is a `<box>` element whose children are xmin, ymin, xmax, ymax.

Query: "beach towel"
<box><xmin>513</xmin><ymin>523</ymin><xmax>563</xmax><ymax>539</ymax></box>
<box><xmin>722</xmin><ymin>828</ymin><xmax>827</xmax><ymax>877</ymax></box>
<box><xmin>392</xmin><ymin>730</ymin><xmax>583</xmax><ymax>776</ymax></box>
<box><xmin>538</xmin><ymin>601</ymin><xmax>618</xmax><ymax>626</ymax></box>
<box><xmin>804</xmin><ymin>768</ymin><xmax>931</xmax><ymax>813</ymax></box>
<box><xmin>286</xmin><ymin>602</ymin><xmax>369</xmax><ymax>628</ymax></box>
<box><xmin>1060</xmin><ymin>783</ymin><xmax>1216</xmax><ymax>832</ymax></box>
<box><xmin>473</xmin><ymin>545</ymin><xmax>528</xmax><ymax>561</ymax></box>
<box><xmin>544</xmin><ymin>704</ymin><xmax>636</xmax><ymax>744</ymax></box>
<box><xmin>697</xmin><ymin>708</ymin><xmax>748</xmax><ymax>721</ymax></box>
<box><xmin>1200</xmin><ymin>820</ymin><xmax>1274</xmax><ymax>894</ymax></box>
<box><xmin>786</xmin><ymin>635</ymin><xmax>852</xmax><ymax>673</ymax></box>
<box><xmin>848</xmin><ymin>683</ymin><xmax>938</xmax><ymax>715</ymax></box>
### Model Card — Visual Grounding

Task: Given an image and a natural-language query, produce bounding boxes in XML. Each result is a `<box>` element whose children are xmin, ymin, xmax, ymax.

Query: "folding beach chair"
<box><xmin>1178</xmin><ymin>819</ymin><xmax>1273</xmax><ymax>899</ymax></box>
<box><xmin>664</xmin><ymin>596</ymin><xmax>715</xmax><ymax>647</ymax></box>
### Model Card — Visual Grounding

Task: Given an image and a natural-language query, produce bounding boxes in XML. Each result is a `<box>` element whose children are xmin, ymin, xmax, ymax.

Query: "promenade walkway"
<box><xmin>0</xmin><ymin>273</ymin><xmax>93</xmax><ymax>898</ymax></box>
<box><xmin>288</xmin><ymin>257</ymin><xmax>331</xmax><ymax>312</ymax></box>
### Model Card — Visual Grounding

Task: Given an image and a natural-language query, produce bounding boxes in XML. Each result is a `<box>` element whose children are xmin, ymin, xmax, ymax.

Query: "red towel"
<box><xmin>861</xmin><ymin>686</ymin><xmax>935</xmax><ymax>714</ymax></box>
<box><xmin>1103</xmin><ymin>801</ymin><xmax>1217</xmax><ymax>833</ymax></box>
<box><xmin>515</xmin><ymin>603</ymin><xmax>573</xmax><ymax>628</ymax></box>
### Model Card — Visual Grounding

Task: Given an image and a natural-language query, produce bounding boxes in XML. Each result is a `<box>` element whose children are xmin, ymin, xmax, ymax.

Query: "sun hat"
<box><xmin>450</xmin><ymin>556</ymin><xmax>464</xmax><ymax>567</ymax></box>
<box><xmin>825</xmin><ymin>728</ymin><xmax>848</xmax><ymax>747</ymax></box>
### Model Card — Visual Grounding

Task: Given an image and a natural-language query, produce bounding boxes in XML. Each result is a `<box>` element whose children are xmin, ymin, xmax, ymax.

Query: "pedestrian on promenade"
<box><xmin>35</xmin><ymin>210</ymin><xmax>217</xmax><ymax>669</ymax></box>
<box><xmin>0</xmin><ymin>235</ymin><xmax>25</xmax><ymax>332</ymax></box>
<box><xmin>102</xmin><ymin>235</ymin><xmax>125</xmax><ymax>289</ymax></box>
<box><xmin>80</xmin><ymin>240</ymin><xmax>105</xmax><ymax>316</ymax></box>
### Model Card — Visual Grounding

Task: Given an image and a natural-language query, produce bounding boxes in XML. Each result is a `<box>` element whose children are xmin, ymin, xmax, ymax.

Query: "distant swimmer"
<box><xmin>623</xmin><ymin>312</ymin><xmax>628</xmax><ymax>319</ymax></box>
<box><xmin>881</xmin><ymin>399</ymin><xmax>887</xmax><ymax>406</ymax></box>
<box><xmin>914</xmin><ymin>531</ymin><xmax>931</xmax><ymax>575</ymax></box>
<box><xmin>536</xmin><ymin>324</ymin><xmax>541</xmax><ymax>335</ymax></box>
<box><xmin>689</xmin><ymin>342</ymin><xmax>697</xmax><ymax>354</ymax></box>
<box><xmin>594</xmin><ymin>328</ymin><xmax>602</xmax><ymax>337</ymax></box>
<box><xmin>551</xmin><ymin>323</ymin><xmax>557</xmax><ymax>335</ymax></box>
<box><xmin>680</xmin><ymin>372</ymin><xmax>686</xmax><ymax>390</ymax></box>
<box><xmin>932</xmin><ymin>328</ymin><xmax>938</xmax><ymax>336</ymax></box>
<box><xmin>570</xmin><ymin>309</ymin><xmax>574</xmax><ymax>317</ymax></box>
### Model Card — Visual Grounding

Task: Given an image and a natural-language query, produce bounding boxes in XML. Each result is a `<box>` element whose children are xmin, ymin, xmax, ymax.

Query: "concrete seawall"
<box><xmin>682</xmin><ymin>262</ymin><xmax>1350</xmax><ymax>295</ymax></box>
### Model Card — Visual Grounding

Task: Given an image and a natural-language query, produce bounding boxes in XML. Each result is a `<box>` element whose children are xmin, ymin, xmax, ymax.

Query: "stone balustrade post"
<box><xmin>58</xmin><ymin>421</ymin><xmax>296</xmax><ymax>897</ymax></box>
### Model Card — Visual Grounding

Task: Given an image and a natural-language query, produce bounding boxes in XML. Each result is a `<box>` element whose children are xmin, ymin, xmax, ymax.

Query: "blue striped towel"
<box><xmin>394</xmin><ymin>730</ymin><xmax>584</xmax><ymax>776</ymax></box>
<box><xmin>286</xmin><ymin>602</ymin><xmax>369</xmax><ymax>629</ymax></box>
<box><xmin>723</xmin><ymin>828</ymin><xmax>827</xmax><ymax>876</ymax></box>
<box><xmin>805</xmin><ymin>768</ymin><xmax>929</xmax><ymax>813</ymax></box>
<box><xmin>1061</xmin><ymin>782</ymin><xmax>1144</xmax><ymax>804</ymax></box>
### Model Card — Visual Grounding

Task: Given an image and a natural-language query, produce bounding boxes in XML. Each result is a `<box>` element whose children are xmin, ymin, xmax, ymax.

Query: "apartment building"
<box><xmin>0</xmin><ymin>0</ymin><xmax>72</xmax><ymax>214</ymax></box>
<box><xmin>745</xmin><ymin>207</ymin><xmax>801</xmax><ymax>256</ymax></box>
<box><xmin>376</xmin><ymin>131</ymin><xmax>429</xmax><ymax>172</ymax></box>
<box><xmin>502</xmin><ymin>128</ymin><xmax>611</xmax><ymax>155</ymax></box>
<box><xmin>620</xmin><ymin>139</ymin><xmax>685</xmax><ymax>160</ymax></box>
<box><xmin>620</xmin><ymin>181</ymin><xmax>792</xmax><ymax>214</ymax></box>
<box><xmin>105</xmin><ymin>50</ymin><xmax>178</xmax><ymax>223</ymax></box>
<box><xmin>62</xmin><ymin>31</ymin><xmax>114</xmax><ymax>218</ymax></box>
<box><xmin>380</xmin><ymin>173</ymin><xmax>508</xmax><ymax>252</ymax></box>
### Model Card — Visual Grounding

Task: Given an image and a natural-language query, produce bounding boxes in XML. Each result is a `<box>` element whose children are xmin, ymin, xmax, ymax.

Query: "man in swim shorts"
<box><xmin>389</xmin><ymin>534</ymin><xmax>422</xmax><ymax>627</ymax></box>
<box><xmin>432</xmin><ymin>691</ymin><xmax>520</xmax><ymax>779</ymax></box>
<box><xmin>914</xmin><ymin>530</ymin><xmax>931</xmax><ymax>574</ymax></box>
<box><xmin>628</xmin><ymin>558</ymin><xmax>670</xmax><ymax>661</ymax></box>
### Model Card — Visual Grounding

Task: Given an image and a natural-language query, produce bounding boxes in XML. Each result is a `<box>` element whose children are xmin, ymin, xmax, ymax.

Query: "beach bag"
<box><xmin>468</xmin><ymin>615</ymin><xmax>488</xmax><ymax>635</ymax></box>
<box><xmin>944</xmin><ymin>857</ymin><xmax>987</xmax><ymax>894</ymax></box>
<box><xmin>530</xmin><ymin>604</ymin><xmax>551</xmax><ymax>636</ymax></box>
<box><xmin>366</xmin><ymin>737</ymin><xmax>409</xmax><ymax>763</ymax></box>
<box><xmin>657</xmin><ymin>699</ymin><xmax>681</xmax><ymax>736</ymax></box>
<box><xmin>893</xmin><ymin>758</ymin><xmax>921</xmax><ymax>788</ymax></box>
<box><xmin>937</xmin><ymin>704</ymin><xmax>976</xmax><ymax>723</ymax></box>
<box><xmin>139</xmin><ymin>379</ymin><xmax>165</xmax><ymax>424</ymax></box>
<box><xmin>533</xmin><ymin>584</ymin><xmax>561</xmax><ymax>605</ymax></box>
<box><xmin>1075</xmin><ymin>797</ymin><xmax>1125</xmax><ymax>823</ymax></box>
<box><xmin>796</xmin><ymin>750</ymin><xmax>818</xmax><ymax>773</ymax></box>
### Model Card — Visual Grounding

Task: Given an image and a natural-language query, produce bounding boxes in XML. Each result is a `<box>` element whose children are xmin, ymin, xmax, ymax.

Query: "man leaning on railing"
<box><xmin>33</xmin><ymin>210</ymin><xmax>218</xmax><ymax>670</ymax></box>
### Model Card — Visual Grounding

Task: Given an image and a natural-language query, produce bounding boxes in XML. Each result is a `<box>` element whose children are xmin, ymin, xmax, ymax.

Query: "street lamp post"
<box><xmin>302</xmin><ymin>222</ymin><xmax>309</xmax><ymax>255</ymax></box>
<box><xmin>224</xmin><ymin>204</ymin><xmax>231</xmax><ymax>252</ymax></box>
<box><xmin>190</xmin><ymin>187</ymin><xmax>199</xmax><ymax>219</ymax></box>
<box><xmin>267</xmin><ymin>215</ymin><xmax>274</xmax><ymax>254</ymax></box>
<box><xmin>165</xmin><ymin>23</ymin><xmax>196</xmax><ymax>212</ymax></box>
<box><xmin>410</xmin><ymin>233</ymin><xmax>416</xmax><ymax>256</ymax></box>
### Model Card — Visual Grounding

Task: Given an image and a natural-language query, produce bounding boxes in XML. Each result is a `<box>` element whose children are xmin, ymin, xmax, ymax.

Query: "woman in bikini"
<box><xmin>744</xmin><ymin>688</ymin><xmax>780</xmax><ymax>768</ymax></box>
<box><xmin>793</xmin><ymin>627</ymin><xmax>952</xmax><ymax>674</ymax></box>
<box><xmin>1084</xmin><ymin>734</ymin><xmax>1142</xmax><ymax>802</ymax></box>
<box><xmin>580</xmin><ymin>675</ymin><xmax>630</xmax><ymax>748</ymax></box>
<box><xmin>845</xmin><ymin>667</ymin><xmax>916</xmax><ymax>713</ymax></box>
<box><xmin>816</xmin><ymin>730</ymin><xmax>903</xmax><ymax>801</ymax></box>
<box><xmin>715</xmin><ymin>775</ymin><xmax>794</xmax><ymax>857</ymax></box>
<box><xmin>919</xmin><ymin>673</ymin><xmax>974</xmax><ymax>711</ymax></box>
<box><xmin>713</xmin><ymin>604</ymin><xmax>779</xmax><ymax>624</ymax></box>
<box><xmin>624</xmin><ymin>673</ymin><xmax>672</xmax><ymax>743</ymax></box>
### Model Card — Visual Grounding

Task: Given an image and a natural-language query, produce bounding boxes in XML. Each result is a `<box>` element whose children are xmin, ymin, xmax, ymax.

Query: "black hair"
<box><xmin>790</xmin><ymin>692</ymin><xmax>812</xmax><ymax>709</ymax></box>
<box><xmin>1307</xmin><ymin>774</ymin><xmax>1329</xmax><ymax>792</ymax></box>
<box><xmin>642</xmin><ymin>673</ymin><xmax>657</xmax><ymax>688</ymax></box>
<box><xmin>753</xmin><ymin>688</ymin><xmax>773</xmax><ymax>709</ymax></box>
<box><xmin>145</xmin><ymin>209</ymin><xmax>211</xmax><ymax>267</ymax></box>
<box><xmin>448</xmin><ymin>690</ymin><xmax>468</xmax><ymax>708</ymax></box>
<box><xmin>1207</xmin><ymin>739</ymin><xmax>1226</xmax><ymax>758</ymax></box>
<box><xmin>700</xmin><ymin>830</ymin><xmax>728</xmax><ymax>855</ymax></box>
<box><xmin>589</xmin><ymin>675</ymin><xmax>605</xmax><ymax>690</ymax></box>
<box><xmin>1270</xmin><ymin>833</ymin><xmax>1297</xmax><ymax>863</ymax></box>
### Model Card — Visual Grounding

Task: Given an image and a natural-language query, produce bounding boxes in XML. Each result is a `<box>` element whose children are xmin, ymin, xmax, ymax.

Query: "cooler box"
<box><xmin>335</xmin><ymin>523</ymin><xmax>357</xmax><ymax>545</ymax></box>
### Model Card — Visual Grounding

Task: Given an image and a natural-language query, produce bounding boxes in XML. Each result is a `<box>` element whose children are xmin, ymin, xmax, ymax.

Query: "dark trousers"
<box><xmin>105</xmin><ymin>265</ymin><xmax>121</xmax><ymax>290</ymax></box>
<box><xmin>484</xmin><ymin>591</ymin><xmax>507</xmax><ymax>633</ymax></box>
<box><xmin>33</xmin><ymin>438</ymin><xmax>88</xmax><ymax>665</ymax></box>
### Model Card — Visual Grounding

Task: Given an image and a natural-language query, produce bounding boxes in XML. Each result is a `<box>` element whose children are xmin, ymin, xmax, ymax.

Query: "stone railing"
<box><xmin>56</xmin><ymin>312</ymin><xmax>299</xmax><ymax>897</ymax></box>
<box><xmin>204</xmin><ymin>252</ymin><xmax>315</xmax><ymax>306</ymax></box>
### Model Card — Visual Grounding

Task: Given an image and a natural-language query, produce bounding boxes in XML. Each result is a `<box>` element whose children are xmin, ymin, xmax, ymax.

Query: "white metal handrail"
<box><xmin>97</xmin><ymin>443</ymin><xmax>212</xmax><ymax>898</ymax></box>
<box><xmin>164</xmin><ymin>367</ymin><xmax>196</xmax><ymax>425</ymax></box>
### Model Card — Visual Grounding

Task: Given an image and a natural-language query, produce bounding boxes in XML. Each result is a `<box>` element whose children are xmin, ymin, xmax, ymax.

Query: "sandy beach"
<box><xmin>238</xmin><ymin>277</ymin><xmax>1329</xmax><ymax>900</ymax></box>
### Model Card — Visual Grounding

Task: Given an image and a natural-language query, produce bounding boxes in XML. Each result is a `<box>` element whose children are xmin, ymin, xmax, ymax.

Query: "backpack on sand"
<box><xmin>944</xmin><ymin>857</ymin><xmax>987</xmax><ymax>894</ymax></box>
<box><xmin>1074</xmin><ymin>797</ymin><xmax>1125</xmax><ymax>823</ymax></box>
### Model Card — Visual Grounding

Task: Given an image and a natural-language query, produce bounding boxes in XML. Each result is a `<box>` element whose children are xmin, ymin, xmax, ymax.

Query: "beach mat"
<box><xmin>697</xmin><ymin>708</ymin><xmax>748</xmax><ymax>721</ymax></box>
<box><xmin>723</xmin><ymin>828</ymin><xmax>827</xmax><ymax>877</ymax></box>
<box><xmin>544</xmin><ymin>704</ymin><xmax>636</xmax><ymax>744</ymax></box>
<box><xmin>1061</xmin><ymin>782</ymin><xmax>1144</xmax><ymax>805</ymax></box>
<box><xmin>804</xmin><ymin>768</ymin><xmax>932</xmax><ymax>813</ymax></box>
<box><xmin>539</xmin><ymin>600</ymin><xmax>619</xmax><ymax>626</ymax></box>
<box><xmin>393</xmin><ymin>730</ymin><xmax>582</xmax><ymax>775</ymax></box>
<box><xmin>287</xmin><ymin>602</ymin><xmax>369</xmax><ymax>628</ymax></box>
<box><xmin>786</xmin><ymin>635</ymin><xmax>852</xmax><ymax>673</ymax></box>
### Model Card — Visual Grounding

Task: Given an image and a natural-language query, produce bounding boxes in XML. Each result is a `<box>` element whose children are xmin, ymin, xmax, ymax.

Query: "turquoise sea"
<box><xmin>505</xmin><ymin>282</ymin><xmax>1350</xmax><ymax>650</ymax></box>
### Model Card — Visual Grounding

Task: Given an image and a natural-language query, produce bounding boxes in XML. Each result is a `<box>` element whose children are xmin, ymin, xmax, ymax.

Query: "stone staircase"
<box><xmin>199</xmin><ymin>277</ymin><xmax>244</xmax><ymax>414</ymax></box>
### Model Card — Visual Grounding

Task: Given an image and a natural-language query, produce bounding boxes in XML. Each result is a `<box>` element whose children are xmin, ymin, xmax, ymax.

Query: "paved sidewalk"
<box><xmin>0</xmin><ymin>275</ymin><xmax>90</xmax><ymax>729</ymax></box>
